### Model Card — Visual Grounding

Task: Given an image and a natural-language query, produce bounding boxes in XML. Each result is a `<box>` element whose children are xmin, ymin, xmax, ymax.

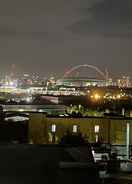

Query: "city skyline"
<box><xmin>0</xmin><ymin>0</ymin><xmax>132</xmax><ymax>77</ymax></box>
<box><xmin>1</xmin><ymin>63</ymin><xmax>132</xmax><ymax>80</ymax></box>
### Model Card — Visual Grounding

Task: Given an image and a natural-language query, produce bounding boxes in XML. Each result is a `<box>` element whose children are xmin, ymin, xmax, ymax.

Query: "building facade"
<box><xmin>29</xmin><ymin>113</ymin><xmax>132</xmax><ymax>146</ymax></box>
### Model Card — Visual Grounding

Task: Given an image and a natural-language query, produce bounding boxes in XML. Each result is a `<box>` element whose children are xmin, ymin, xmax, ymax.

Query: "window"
<box><xmin>94</xmin><ymin>125</ymin><xmax>100</xmax><ymax>143</ymax></box>
<box><xmin>51</xmin><ymin>124</ymin><xmax>56</xmax><ymax>133</ymax></box>
<box><xmin>73</xmin><ymin>125</ymin><xmax>78</xmax><ymax>133</ymax></box>
<box><xmin>94</xmin><ymin>125</ymin><xmax>99</xmax><ymax>133</ymax></box>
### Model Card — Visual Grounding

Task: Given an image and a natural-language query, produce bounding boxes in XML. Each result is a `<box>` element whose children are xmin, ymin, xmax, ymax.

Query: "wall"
<box><xmin>28</xmin><ymin>113</ymin><xmax>132</xmax><ymax>145</ymax></box>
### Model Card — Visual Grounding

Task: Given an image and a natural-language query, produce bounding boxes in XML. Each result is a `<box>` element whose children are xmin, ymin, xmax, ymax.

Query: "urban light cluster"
<box><xmin>90</xmin><ymin>92</ymin><xmax>128</xmax><ymax>101</ymax></box>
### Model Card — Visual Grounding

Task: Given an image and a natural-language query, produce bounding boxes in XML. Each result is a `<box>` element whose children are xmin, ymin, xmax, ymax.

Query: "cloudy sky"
<box><xmin>0</xmin><ymin>0</ymin><xmax>132</xmax><ymax>78</ymax></box>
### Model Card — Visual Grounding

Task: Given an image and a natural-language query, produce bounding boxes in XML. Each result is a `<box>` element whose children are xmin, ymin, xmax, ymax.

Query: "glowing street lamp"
<box><xmin>94</xmin><ymin>94</ymin><xmax>100</xmax><ymax>100</ymax></box>
<box><xmin>91</xmin><ymin>93</ymin><xmax>101</xmax><ymax>101</ymax></box>
<box><xmin>116</xmin><ymin>94</ymin><xmax>121</xmax><ymax>99</ymax></box>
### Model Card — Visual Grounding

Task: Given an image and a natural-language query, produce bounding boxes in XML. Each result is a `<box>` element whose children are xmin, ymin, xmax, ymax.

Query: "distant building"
<box><xmin>56</xmin><ymin>77</ymin><xmax>106</xmax><ymax>87</ymax></box>
<box><xmin>106</xmin><ymin>78</ymin><xmax>114</xmax><ymax>86</ymax></box>
<box><xmin>117</xmin><ymin>76</ymin><xmax>131</xmax><ymax>88</ymax></box>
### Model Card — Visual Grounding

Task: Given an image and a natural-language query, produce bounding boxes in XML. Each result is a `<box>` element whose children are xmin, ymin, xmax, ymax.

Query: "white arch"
<box><xmin>63</xmin><ymin>64</ymin><xmax>107</xmax><ymax>80</ymax></box>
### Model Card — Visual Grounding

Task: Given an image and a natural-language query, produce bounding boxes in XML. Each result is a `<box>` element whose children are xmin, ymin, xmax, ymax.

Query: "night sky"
<box><xmin>0</xmin><ymin>0</ymin><xmax>132</xmax><ymax>78</ymax></box>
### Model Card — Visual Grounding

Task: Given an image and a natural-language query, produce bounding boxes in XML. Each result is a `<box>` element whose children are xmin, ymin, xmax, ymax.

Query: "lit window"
<box><xmin>73</xmin><ymin>125</ymin><xmax>78</xmax><ymax>133</ymax></box>
<box><xmin>51</xmin><ymin>124</ymin><xmax>56</xmax><ymax>133</ymax></box>
<box><xmin>94</xmin><ymin>125</ymin><xmax>99</xmax><ymax>133</ymax></box>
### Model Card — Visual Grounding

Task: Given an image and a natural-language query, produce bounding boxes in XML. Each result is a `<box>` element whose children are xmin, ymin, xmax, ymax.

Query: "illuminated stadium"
<box><xmin>56</xmin><ymin>64</ymin><xmax>108</xmax><ymax>87</ymax></box>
